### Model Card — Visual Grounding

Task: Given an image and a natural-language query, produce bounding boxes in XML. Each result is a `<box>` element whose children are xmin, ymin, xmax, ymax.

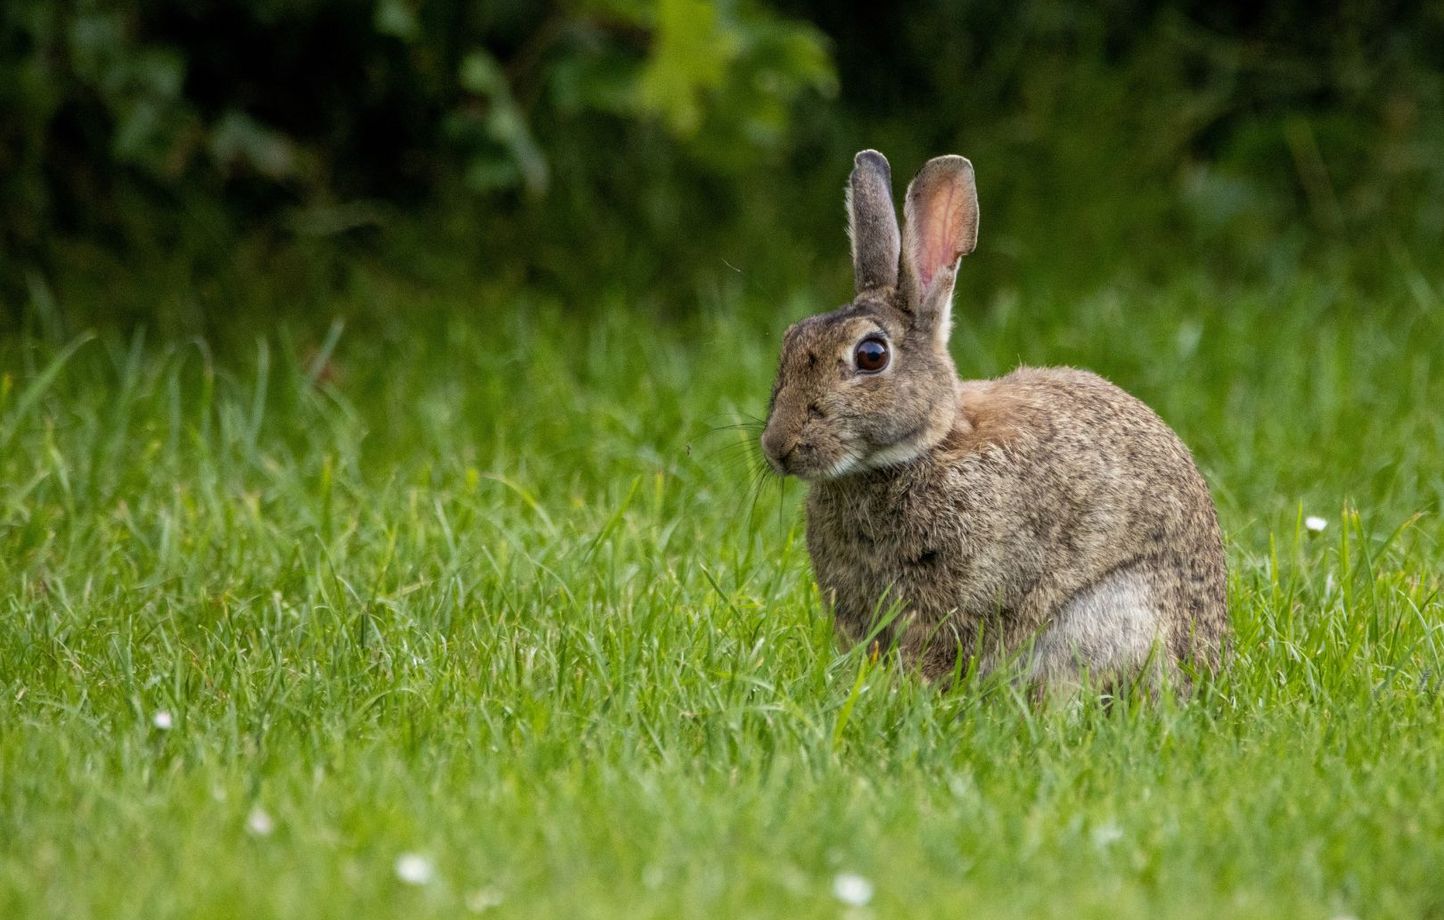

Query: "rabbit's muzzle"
<box><xmin>760</xmin><ymin>425</ymin><xmax>808</xmax><ymax>476</ymax></box>
<box><xmin>761</xmin><ymin>404</ymin><xmax>838</xmax><ymax>478</ymax></box>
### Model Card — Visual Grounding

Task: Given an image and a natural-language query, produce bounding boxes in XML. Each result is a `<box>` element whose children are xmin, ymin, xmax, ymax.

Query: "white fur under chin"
<box><xmin>809</xmin><ymin>440</ymin><xmax>927</xmax><ymax>481</ymax></box>
<box><xmin>864</xmin><ymin>439</ymin><xmax>928</xmax><ymax>471</ymax></box>
<box><xmin>812</xmin><ymin>438</ymin><xmax>927</xmax><ymax>481</ymax></box>
<box><xmin>824</xmin><ymin>453</ymin><xmax>863</xmax><ymax>479</ymax></box>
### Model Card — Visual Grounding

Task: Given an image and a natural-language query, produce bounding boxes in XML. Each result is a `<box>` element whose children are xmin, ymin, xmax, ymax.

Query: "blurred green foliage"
<box><xmin>2</xmin><ymin>1</ymin><xmax>1442</xmax><ymax>329</ymax></box>
<box><xmin>803</xmin><ymin>0</ymin><xmax>1444</xmax><ymax>286</ymax></box>
<box><xmin>1</xmin><ymin>0</ymin><xmax>834</xmax><ymax>197</ymax></box>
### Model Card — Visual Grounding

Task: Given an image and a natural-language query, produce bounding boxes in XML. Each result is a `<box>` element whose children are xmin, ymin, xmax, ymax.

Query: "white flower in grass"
<box><xmin>1305</xmin><ymin>515</ymin><xmax>1328</xmax><ymax>533</ymax></box>
<box><xmin>246</xmin><ymin>806</ymin><xmax>275</xmax><ymax>837</ymax></box>
<box><xmin>152</xmin><ymin>710</ymin><xmax>173</xmax><ymax>730</ymax></box>
<box><xmin>395</xmin><ymin>853</ymin><xmax>435</xmax><ymax>886</ymax></box>
<box><xmin>832</xmin><ymin>872</ymin><xmax>874</xmax><ymax>906</ymax></box>
<box><xmin>1091</xmin><ymin>820</ymin><xmax>1124</xmax><ymax>849</ymax></box>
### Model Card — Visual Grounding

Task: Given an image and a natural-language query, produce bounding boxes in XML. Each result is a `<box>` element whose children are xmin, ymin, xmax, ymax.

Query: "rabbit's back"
<box><xmin>805</xmin><ymin>366</ymin><xmax>1227</xmax><ymax>683</ymax></box>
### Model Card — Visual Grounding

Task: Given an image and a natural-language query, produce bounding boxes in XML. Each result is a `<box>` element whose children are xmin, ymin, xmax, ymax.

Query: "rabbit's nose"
<box><xmin>760</xmin><ymin>427</ymin><xmax>796</xmax><ymax>474</ymax></box>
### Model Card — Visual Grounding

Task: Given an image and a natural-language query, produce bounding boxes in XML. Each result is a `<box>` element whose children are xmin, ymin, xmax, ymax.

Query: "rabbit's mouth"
<box><xmin>764</xmin><ymin>426</ymin><xmax>932</xmax><ymax>480</ymax></box>
<box><xmin>762</xmin><ymin>431</ymin><xmax>852</xmax><ymax>481</ymax></box>
<box><xmin>763</xmin><ymin>440</ymin><xmax>819</xmax><ymax>478</ymax></box>
<box><xmin>765</xmin><ymin>438</ymin><xmax>878</xmax><ymax>482</ymax></box>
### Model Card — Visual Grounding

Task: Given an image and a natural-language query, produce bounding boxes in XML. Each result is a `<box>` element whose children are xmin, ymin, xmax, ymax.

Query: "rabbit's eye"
<box><xmin>854</xmin><ymin>337</ymin><xmax>889</xmax><ymax>373</ymax></box>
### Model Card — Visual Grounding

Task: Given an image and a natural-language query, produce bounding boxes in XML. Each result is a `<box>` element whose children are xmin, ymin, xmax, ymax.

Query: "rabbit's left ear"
<box><xmin>847</xmin><ymin>150</ymin><xmax>901</xmax><ymax>294</ymax></box>
<box><xmin>901</xmin><ymin>155</ymin><xmax>978</xmax><ymax>342</ymax></box>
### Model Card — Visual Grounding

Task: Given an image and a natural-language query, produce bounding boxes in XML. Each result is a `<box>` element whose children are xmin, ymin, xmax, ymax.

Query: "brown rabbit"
<box><xmin>760</xmin><ymin>150</ymin><xmax>1227</xmax><ymax>694</ymax></box>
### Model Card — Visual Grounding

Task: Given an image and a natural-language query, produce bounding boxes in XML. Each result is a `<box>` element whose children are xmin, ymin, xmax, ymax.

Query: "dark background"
<box><xmin>3</xmin><ymin>0</ymin><xmax>1442</xmax><ymax>335</ymax></box>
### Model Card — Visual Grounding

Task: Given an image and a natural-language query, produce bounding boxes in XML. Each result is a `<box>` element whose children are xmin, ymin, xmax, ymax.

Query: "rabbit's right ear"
<box><xmin>900</xmin><ymin>155</ymin><xmax>978</xmax><ymax>343</ymax></box>
<box><xmin>847</xmin><ymin>150</ymin><xmax>901</xmax><ymax>294</ymax></box>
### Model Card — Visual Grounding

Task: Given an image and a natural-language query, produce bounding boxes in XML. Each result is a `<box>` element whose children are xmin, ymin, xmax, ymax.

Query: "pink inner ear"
<box><xmin>914</xmin><ymin>182</ymin><xmax>966</xmax><ymax>291</ymax></box>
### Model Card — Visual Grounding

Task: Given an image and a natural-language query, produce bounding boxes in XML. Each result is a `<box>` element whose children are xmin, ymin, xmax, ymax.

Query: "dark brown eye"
<box><xmin>854</xmin><ymin>337</ymin><xmax>889</xmax><ymax>373</ymax></box>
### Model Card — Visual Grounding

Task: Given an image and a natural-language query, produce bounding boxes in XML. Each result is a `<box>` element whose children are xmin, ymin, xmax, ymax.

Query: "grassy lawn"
<box><xmin>2</xmin><ymin>265</ymin><xmax>1442</xmax><ymax>918</ymax></box>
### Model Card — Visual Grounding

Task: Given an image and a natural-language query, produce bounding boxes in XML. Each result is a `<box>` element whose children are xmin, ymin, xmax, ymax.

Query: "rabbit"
<box><xmin>760</xmin><ymin>149</ymin><xmax>1228</xmax><ymax>695</ymax></box>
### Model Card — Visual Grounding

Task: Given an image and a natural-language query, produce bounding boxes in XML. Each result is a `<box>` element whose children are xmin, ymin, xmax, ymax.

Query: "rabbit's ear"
<box><xmin>901</xmin><ymin>155</ymin><xmax>978</xmax><ymax>340</ymax></box>
<box><xmin>847</xmin><ymin>150</ymin><xmax>901</xmax><ymax>293</ymax></box>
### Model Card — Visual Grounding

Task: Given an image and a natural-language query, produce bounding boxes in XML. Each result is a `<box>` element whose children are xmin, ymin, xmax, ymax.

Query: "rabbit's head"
<box><xmin>761</xmin><ymin>150</ymin><xmax>979</xmax><ymax>480</ymax></box>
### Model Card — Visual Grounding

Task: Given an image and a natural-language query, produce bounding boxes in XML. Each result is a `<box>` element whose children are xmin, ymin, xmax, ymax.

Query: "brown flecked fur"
<box><xmin>761</xmin><ymin>151</ymin><xmax>1228</xmax><ymax>692</ymax></box>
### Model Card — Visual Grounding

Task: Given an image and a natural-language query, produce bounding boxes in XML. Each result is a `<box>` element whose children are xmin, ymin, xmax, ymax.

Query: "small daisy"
<box><xmin>1091</xmin><ymin>820</ymin><xmax>1124</xmax><ymax>848</ymax></box>
<box><xmin>1305</xmin><ymin>515</ymin><xmax>1328</xmax><ymax>533</ymax></box>
<box><xmin>152</xmin><ymin>710</ymin><xmax>174</xmax><ymax>730</ymax></box>
<box><xmin>832</xmin><ymin>872</ymin><xmax>874</xmax><ymax>907</ymax></box>
<box><xmin>395</xmin><ymin>853</ymin><xmax>435</xmax><ymax>886</ymax></box>
<box><xmin>246</xmin><ymin>806</ymin><xmax>275</xmax><ymax>837</ymax></box>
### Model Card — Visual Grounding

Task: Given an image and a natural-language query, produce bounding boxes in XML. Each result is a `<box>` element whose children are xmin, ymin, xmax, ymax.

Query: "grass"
<box><xmin>2</xmin><ymin>259</ymin><xmax>1443</xmax><ymax>919</ymax></box>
